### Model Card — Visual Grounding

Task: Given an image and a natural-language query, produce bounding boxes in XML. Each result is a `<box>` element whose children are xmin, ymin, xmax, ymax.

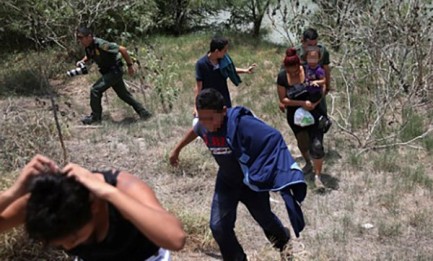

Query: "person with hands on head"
<box><xmin>0</xmin><ymin>155</ymin><xmax>186</xmax><ymax>261</ymax></box>
<box><xmin>170</xmin><ymin>89</ymin><xmax>307</xmax><ymax>261</ymax></box>
<box><xmin>75</xmin><ymin>26</ymin><xmax>152</xmax><ymax>125</ymax></box>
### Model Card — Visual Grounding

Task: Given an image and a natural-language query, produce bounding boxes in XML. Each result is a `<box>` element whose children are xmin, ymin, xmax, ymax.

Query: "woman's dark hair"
<box><xmin>196</xmin><ymin>88</ymin><xmax>224</xmax><ymax>111</ymax></box>
<box><xmin>283</xmin><ymin>48</ymin><xmax>300</xmax><ymax>67</ymax></box>
<box><xmin>210</xmin><ymin>36</ymin><xmax>229</xmax><ymax>52</ymax></box>
<box><xmin>25</xmin><ymin>172</ymin><xmax>92</xmax><ymax>243</ymax></box>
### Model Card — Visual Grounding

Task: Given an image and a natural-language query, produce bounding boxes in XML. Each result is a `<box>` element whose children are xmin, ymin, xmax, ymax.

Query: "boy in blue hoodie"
<box><xmin>170</xmin><ymin>89</ymin><xmax>307</xmax><ymax>261</ymax></box>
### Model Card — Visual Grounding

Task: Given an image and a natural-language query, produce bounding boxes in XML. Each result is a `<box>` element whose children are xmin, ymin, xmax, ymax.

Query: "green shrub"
<box><xmin>0</xmin><ymin>69</ymin><xmax>52</xmax><ymax>97</ymax></box>
<box><xmin>0</xmin><ymin>50</ymin><xmax>69</xmax><ymax>97</ymax></box>
<box><xmin>372</xmin><ymin>150</ymin><xmax>400</xmax><ymax>173</ymax></box>
<box><xmin>400</xmin><ymin>107</ymin><xmax>425</xmax><ymax>142</ymax></box>
<box><xmin>401</xmin><ymin>165</ymin><xmax>433</xmax><ymax>191</ymax></box>
<box><xmin>422</xmin><ymin>133</ymin><xmax>433</xmax><ymax>154</ymax></box>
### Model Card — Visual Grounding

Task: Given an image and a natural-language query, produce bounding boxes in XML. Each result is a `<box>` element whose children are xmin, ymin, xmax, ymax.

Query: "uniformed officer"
<box><xmin>75</xmin><ymin>27</ymin><xmax>151</xmax><ymax>124</ymax></box>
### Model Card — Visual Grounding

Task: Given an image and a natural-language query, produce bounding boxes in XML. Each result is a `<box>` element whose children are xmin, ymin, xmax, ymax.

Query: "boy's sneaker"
<box><xmin>280</xmin><ymin>240</ymin><xmax>293</xmax><ymax>261</ymax></box>
<box><xmin>318</xmin><ymin>116</ymin><xmax>332</xmax><ymax>133</ymax></box>
<box><xmin>81</xmin><ymin>114</ymin><xmax>101</xmax><ymax>125</ymax></box>
<box><xmin>315</xmin><ymin>175</ymin><xmax>325</xmax><ymax>189</ymax></box>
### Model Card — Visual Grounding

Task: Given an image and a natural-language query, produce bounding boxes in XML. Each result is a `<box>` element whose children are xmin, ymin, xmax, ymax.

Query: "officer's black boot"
<box><xmin>81</xmin><ymin>113</ymin><xmax>101</xmax><ymax>125</ymax></box>
<box><xmin>138</xmin><ymin>109</ymin><xmax>152</xmax><ymax>121</ymax></box>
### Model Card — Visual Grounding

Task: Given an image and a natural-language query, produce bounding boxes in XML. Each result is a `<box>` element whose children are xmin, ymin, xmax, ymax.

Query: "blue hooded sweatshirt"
<box><xmin>225</xmin><ymin>106</ymin><xmax>307</xmax><ymax>237</ymax></box>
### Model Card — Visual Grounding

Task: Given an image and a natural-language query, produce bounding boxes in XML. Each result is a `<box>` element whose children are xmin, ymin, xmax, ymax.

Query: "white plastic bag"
<box><xmin>294</xmin><ymin>108</ymin><xmax>315</xmax><ymax>127</ymax></box>
<box><xmin>192</xmin><ymin>117</ymin><xmax>199</xmax><ymax>127</ymax></box>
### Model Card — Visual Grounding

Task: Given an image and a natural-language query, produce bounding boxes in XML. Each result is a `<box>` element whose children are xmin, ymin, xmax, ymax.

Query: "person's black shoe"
<box><xmin>280</xmin><ymin>239</ymin><xmax>293</xmax><ymax>261</ymax></box>
<box><xmin>81</xmin><ymin>114</ymin><xmax>101</xmax><ymax>125</ymax></box>
<box><xmin>139</xmin><ymin>110</ymin><xmax>152</xmax><ymax>121</ymax></box>
<box><xmin>265</xmin><ymin>226</ymin><xmax>291</xmax><ymax>252</ymax></box>
<box><xmin>318</xmin><ymin>115</ymin><xmax>332</xmax><ymax>133</ymax></box>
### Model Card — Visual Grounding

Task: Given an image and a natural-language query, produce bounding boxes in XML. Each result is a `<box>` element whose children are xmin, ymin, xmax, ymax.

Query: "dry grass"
<box><xmin>1</xmin><ymin>32</ymin><xmax>432</xmax><ymax>260</ymax></box>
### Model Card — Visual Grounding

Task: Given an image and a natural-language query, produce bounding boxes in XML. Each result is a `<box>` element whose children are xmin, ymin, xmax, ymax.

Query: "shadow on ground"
<box><xmin>106</xmin><ymin>116</ymin><xmax>139</xmax><ymax>125</ymax></box>
<box><xmin>325</xmin><ymin>148</ymin><xmax>342</xmax><ymax>164</ymax></box>
<box><xmin>303</xmin><ymin>171</ymin><xmax>340</xmax><ymax>195</ymax></box>
<box><xmin>204</xmin><ymin>252</ymin><xmax>223</xmax><ymax>260</ymax></box>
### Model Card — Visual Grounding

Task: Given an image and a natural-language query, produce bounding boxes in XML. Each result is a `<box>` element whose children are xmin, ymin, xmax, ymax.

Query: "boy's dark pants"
<box><xmin>210</xmin><ymin>176</ymin><xmax>290</xmax><ymax>261</ymax></box>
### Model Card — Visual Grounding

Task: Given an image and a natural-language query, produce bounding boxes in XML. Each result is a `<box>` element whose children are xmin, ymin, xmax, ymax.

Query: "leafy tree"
<box><xmin>225</xmin><ymin>0</ymin><xmax>276</xmax><ymax>37</ymax></box>
<box><xmin>153</xmin><ymin>0</ymin><xmax>221</xmax><ymax>35</ymax></box>
<box><xmin>1</xmin><ymin>0</ymin><xmax>75</xmax><ymax>49</ymax></box>
<box><xmin>1</xmin><ymin>0</ymin><xmax>158</xmax><ymax>50</ymax></box>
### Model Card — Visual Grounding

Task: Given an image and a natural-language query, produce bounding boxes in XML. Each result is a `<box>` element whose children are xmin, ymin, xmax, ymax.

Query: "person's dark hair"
<box><xmin>302</xmin><ymin>28</ymin><xmax>319</xmax><ymax>41</ymax></box>
<box><xmin>25</xmin><ymin>172</ymin><xmax>92</xmax><ymax>243</ymax></box>
<box><xmin>209</xmin><ymin>36</ymin><xmax>229</xmax><ymax>52</ymax></box>
<box><xmin>76</xmin><ymin>26</ymin><xmax>93</xmax><ymax>37</ymax></box>
<box><xmin>283</xmin><ymin>48</ymin><xmax>300</xmax><ymax>67</ymax></box>
<box><xmin>196</xmin><ymin>89</ymin><xmax>224</xmax><ymax>111</ymax></box>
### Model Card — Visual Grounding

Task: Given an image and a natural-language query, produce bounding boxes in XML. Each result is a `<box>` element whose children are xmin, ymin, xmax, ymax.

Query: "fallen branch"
<box><xmin>356</xmin><ymin>127</ymin><xmax>433</xmax><ymax>155</ymax></box>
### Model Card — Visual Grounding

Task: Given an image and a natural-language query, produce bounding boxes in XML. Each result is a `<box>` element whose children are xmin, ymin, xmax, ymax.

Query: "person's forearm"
<box><xmin>313</xmin><ymin>79</ymin><xmax>326</xmax><ymax>86</ymax></box>
<box><xmin>0</xmin><ymin>190</ymin><xmax>17</xmax><ymax>213</ymax></box>
<box><xmin>193</xmin><ymin>87</ymin><xmax>200</xmax><ymax>105</ymax></box>
<box><xmin>0</xmin><ymin>184</ymin><xmax>26</xmax><ymax>213</ymax></box>
<box><xmin>194</xmin><ymin>82</ymin><xmax>203</xmax><ymax>114</ymax></box>
<box><xmin>119</xmin><ymin>46</ymin><xmax>134</xmax><ymax>66</ymax></box>
<box><xmin>104</xmin><ymin>189</ymin><xmax>186</xmax><ymax>250</ymax></box>
<box><xmin>194</xmin><ymin>83</ymin><xmax>202</xmax><ymax>99</ymax></box>
<box><xmin>174</xmin><ymin>129</ymin><xmax>197</xmax><ymax>153</ymax></box>
<box><xmin>323</xmin><ymin>65</ymin><xmax>331</xmax><ymax>90</ymax></box>
<box><xmin>283</xmin><ymin>98</ymin><xmax>307</xmax><ymax>107</ymax></box>
<box><xmin>236</xmin><ymin>67</ymin><xmax>247</xmax><ymax>74</ymax></box>
<box><xmin>0</xmin><ymin>194</ymin><xmax>27</xmax><ymax>234</ymax></box>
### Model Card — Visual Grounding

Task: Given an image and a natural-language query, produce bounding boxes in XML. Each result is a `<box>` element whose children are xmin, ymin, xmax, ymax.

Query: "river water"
<box><xmin>206</xmin><ymin>1</ymin><xmax>318</xmax><ymax>45</ymax></box>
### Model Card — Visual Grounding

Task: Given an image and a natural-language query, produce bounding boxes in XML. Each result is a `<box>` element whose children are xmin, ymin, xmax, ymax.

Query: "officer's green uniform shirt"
<box><xmin>85</xmin><ymin>38</ymin><xmax>122</xmax><ymax>73</ymax></box>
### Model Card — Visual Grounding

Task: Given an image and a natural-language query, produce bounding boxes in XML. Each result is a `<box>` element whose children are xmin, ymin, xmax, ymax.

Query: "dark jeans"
<box><xmin>210</xmin><ymin>177</ymin><xmax>290</xmax><ymax>261</ymax></box>
<box><xmin>90</xmin><ymin>69</ymin><xmax>148</xmax><ymax>118</ymax></box>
